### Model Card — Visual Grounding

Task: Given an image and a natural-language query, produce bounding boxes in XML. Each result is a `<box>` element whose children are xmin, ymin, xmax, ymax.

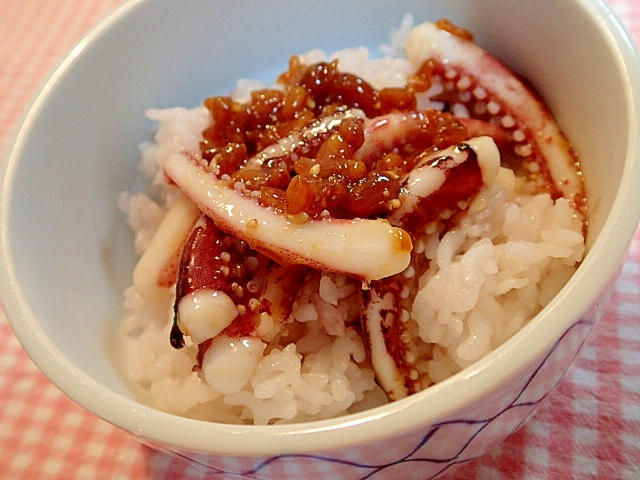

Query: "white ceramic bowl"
<box><xmin>2</xmin><ymin>0</ymin><xmax>639</xmax><ymax>478</ymax></box>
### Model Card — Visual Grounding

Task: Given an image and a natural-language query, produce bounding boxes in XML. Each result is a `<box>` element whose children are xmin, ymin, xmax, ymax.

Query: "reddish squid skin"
<box><xmin>362</xmin><ymin>18</ymin><xmax>587</xmax><ymax>399</ymax></box>
<box><xmin>170</xmin><ymin>216</ymin><xmax>268</xmax><ymax>349</ymax></box>
<box><xmin>391</xmin><ymin>142</ymin><xmax>484</xmax><ymax>234</ymax></box>
<box><xmin>174</xmin><ymin>217</ymin><xmax>230</xmax><ymax>301</ymax></box>
<box><xmin>171</xmin><ymin>215</ymin><xmax>307</xmax><ymax>354</ymax></box>
<box><xmin>409</xmin><ymin>22</ymin><xmax>586</xmax><ymax>217</ymax></box>
<box><xmin>171</xmin><ymin>217</ymin><xmax>244</xmax><ymax>349</ymax></box>
<box><xmin>363</xmin><ymin>142</ymin><xmax>486</xmax><ymax>400</ymax></box>
<box><xmin>363</xmin><ymin>252</ymin><xmax>429</xmax><ymax>398</ymax></box>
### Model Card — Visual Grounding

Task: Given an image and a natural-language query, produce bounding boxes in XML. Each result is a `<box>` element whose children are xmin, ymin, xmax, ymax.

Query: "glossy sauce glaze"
<box><xmin>200</xmin><ymin>57</ymin><xmax>469</xmax><ymax>221</ymax></box>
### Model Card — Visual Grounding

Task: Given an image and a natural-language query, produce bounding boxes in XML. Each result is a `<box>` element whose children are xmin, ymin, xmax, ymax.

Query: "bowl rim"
<box><xmin>2</xmin><ymin>0</ymin><xmax>640</xmax><ymax>457</ymax></box>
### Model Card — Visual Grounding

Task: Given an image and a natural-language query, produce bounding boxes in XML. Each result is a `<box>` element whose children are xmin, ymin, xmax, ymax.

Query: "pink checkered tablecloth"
<box><xmin>1</xmin><ymin>1</ymin><xmax>639</xmax><ymax>478</ymax></box>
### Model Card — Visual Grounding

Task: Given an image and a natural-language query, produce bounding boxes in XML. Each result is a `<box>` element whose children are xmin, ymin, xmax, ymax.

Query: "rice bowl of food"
<box><xmin>1</xmin><ymin>0</ymin><xmax>639</xmax><ymax>479</ymax></box>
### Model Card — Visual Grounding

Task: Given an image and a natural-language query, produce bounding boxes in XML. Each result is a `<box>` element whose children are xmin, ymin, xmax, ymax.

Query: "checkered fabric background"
<box><xmin>1</xmin><ymin>1</ymin><xmax>639</xmax><ymax>478</ymax></box>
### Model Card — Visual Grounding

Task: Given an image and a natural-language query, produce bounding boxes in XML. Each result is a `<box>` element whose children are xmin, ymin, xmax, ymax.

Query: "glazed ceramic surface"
<box><xmin>1</xmin><ymin>0</ymin><xmax>639</xmax><ymax>478</ymax></box>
